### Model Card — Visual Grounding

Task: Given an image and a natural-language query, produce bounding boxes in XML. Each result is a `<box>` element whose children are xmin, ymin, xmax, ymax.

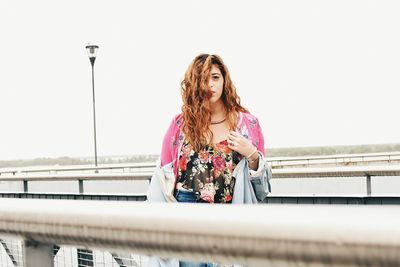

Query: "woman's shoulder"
<box><xmin>164</xmin><ymin>113</ymin><xmax>184</xmax><ymax>136</ymax></box>
<box><xmin>171</xmin><ymin>113</ymin><xmax>184</xmax><ymax>127</ymax></box>
<box><xmin>239</xmin><ymin>111</ymin><xmax>261</xmax><ymax>127</ymax></box>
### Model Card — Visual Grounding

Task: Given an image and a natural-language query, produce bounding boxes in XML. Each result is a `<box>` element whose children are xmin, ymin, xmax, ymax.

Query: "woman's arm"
<box><xmin>247</xmin><ymin>150</ymin><xmax>260</xmax><ymax>170</ymax></box>
<box><xmin>160</xmin><ymin>116</ymin><xmax>179</xmax><ymax>166</ymax></box>
<box><xmin>248</xmin><ymin>117</ymin><xmax>265</xmax><ymax>170</ymax></box>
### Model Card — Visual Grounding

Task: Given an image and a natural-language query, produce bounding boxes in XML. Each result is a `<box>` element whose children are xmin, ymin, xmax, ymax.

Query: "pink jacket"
<box><xmin>161</xmin><ymin>112</ymin><xmax>265</xmax><ymax>178</ymax></box>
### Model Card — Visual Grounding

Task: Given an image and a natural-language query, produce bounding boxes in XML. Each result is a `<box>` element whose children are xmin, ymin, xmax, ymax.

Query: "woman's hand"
<box><xmin>227</xmin><ymin>131</ymin><xmax>256</xmax><ymax>157</ymax></box>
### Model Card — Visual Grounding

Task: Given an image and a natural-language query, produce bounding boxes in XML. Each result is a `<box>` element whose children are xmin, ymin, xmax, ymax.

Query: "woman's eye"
<box><xmin>212</xmin><ymin>76</ymin><xmax>219</xmax><ymax>80</ymax></box>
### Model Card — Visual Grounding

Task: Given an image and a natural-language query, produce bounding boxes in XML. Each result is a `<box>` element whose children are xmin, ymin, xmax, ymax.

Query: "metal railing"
<box><xmin>0</xmin><ymin>162</ymin><xmax>155</xmax><ymax>176</ymax></box>
<box><xmin>269</xmin><ymin>151</ymin><xmax>400</xmax><ymax>168</ymax></box>
<box><xmin>0</xmin><ymin>241</ymin><xmax>145</xmax><ymax>267</ymax></box>
<box><xmin>0</xmin><ymin>172</ymin><xmax>150</xmax><ymax>194</ymax></box>
<box><xmin>1</xmin><ymin>152</ymin><xmax>400</xmax><ymax>176</ymax></box>
<box><xmin>1</xmin><ymin>198</ymin><xmax>400</xmax><ymax>267</ymax></box>
<box><xmin>272</xmin><ymin>164</ymin><xmax>400</xmax><ymax>178</ymax></box>
<box><xmin>1</xmin><ymin>165</ymin><xmax>400</xmax><ymax>197</ymax></box>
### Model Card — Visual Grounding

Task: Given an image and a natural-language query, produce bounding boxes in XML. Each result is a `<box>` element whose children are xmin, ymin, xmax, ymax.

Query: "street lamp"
<box><xmin>86</xmin><ymin>44</ymin><xmax>99</xmax><ymax>167</ymax></box>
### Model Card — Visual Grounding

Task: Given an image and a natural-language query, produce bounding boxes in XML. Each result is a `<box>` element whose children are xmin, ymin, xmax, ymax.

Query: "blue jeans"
<box><xmin>175</xmin><ymin>188</ymin><xmax>199</xmax><ymax>203</ymax></box>
<box><xmin>179</xmin><ymin>262</ymin><xmax>219</xmax><ymax>267</ymax></box>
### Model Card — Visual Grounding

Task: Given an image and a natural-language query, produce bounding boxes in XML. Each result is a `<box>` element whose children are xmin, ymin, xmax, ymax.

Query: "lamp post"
<box><xmin>86</xmin><ymin>44</ymin><xmax>99</xmax><ymax>167</ymax></box>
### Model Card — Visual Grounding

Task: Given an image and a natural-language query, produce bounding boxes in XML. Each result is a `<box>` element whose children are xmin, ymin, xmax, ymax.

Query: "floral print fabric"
<box><xmin>160</xmin><ymin>112</ymin><xmax>264</xmax><ymax>180</ymax></box>
<box><xmin>177</xmin><ymin>139</ymin><xmax>241</xmax><ymax>203</ymax></box>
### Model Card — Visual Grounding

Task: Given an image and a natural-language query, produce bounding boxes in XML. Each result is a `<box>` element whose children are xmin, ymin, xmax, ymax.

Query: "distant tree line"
<box><xmin>1</xmin><ymin>143</ymin><xmax>399</xmax><ymax>168</ymax></box>
<box><xmin>0</xmin><ymin>154</ymin><xmax>160</xmax><ymax>169</ymax></box>
<box><xmin>0</xmin><ymin>157</ymin><xmax>91</xmax><ymax>168</ymax></box>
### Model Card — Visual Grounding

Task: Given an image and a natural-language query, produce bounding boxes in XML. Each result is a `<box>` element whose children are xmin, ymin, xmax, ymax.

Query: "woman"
<box><xmin>147</xmin><ymin>54</ymin><xmax>271</xmax><ymax>266</ymax></box>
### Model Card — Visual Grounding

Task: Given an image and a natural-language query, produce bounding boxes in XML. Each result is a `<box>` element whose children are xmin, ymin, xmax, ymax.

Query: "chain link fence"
<box><xmin>0</xmin><ymin>239</ymin><xmax>148</xmax><ymax>267</ymax></box>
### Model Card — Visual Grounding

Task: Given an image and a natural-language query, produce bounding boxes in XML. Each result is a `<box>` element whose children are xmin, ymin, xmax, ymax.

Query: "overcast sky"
<box><xmin>0</xmin><ymin>0</ymin><xmax>399</xmax><ymax>160</ymax></box>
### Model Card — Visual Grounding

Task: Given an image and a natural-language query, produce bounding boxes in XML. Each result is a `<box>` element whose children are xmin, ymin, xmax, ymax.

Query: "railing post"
<box><xmin>23</xmin><ymin>239</ymin><xmax>53</xmax><ymax>267</ymax></box>
<box><xmin>366</xmin><ymin>175</ymin><xmax>372</xmax><ymax>197</ymax></box>
<box><xmin>78</xmin><ymin>180</ymin><xmax>84</xmax><ymax>194</ymax></box>
<box><xmin>23</xmin><ymin>180</ymin><xmax>28</xmax><ymax>193</ymax></box>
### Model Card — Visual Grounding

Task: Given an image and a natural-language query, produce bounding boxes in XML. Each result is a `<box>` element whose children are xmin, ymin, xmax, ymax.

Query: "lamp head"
<box><xmin>86</xmin><ymin>44</ymin><xmax>99</xmax><ymax>66</ymax></box>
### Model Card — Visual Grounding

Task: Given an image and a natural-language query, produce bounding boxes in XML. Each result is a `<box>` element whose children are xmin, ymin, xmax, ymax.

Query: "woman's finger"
<box><xmin>229</xmin><ymin>131</ymin><xmax>240</xmax><ymax>137</ymax></box>
<box><xmin>227</xmin><ymin>135</ymin><xmax>236</xmax><ymax>143</ymax></box>
<box><xmin>228</xmin><ymin>140</ymin><xmax>238</xmax><ymax>149</ymax></box>
<box><xmin>229</xmin><ymin>132</ymin><xmax>242</xmax><ymax>141</ymax></box>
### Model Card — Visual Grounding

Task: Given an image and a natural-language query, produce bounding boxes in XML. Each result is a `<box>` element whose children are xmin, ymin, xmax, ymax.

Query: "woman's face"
<box><xmin>208</xmin><ymin>65</ymin><xmax>224</xmax><ymax>104</ymax></box>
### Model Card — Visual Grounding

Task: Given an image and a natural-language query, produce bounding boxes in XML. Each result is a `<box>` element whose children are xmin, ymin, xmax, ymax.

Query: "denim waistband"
<box><xmin>175</xmin><ymin>188</ymin><xmax>208</xmax><ymax>203</ymax></box>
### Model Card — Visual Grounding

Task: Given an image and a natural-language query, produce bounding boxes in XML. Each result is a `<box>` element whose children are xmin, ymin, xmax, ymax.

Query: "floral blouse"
<box><xmin>177</xmin><ymin>139</ymin><xmax>241</xmax><ymax>203</ymax></box>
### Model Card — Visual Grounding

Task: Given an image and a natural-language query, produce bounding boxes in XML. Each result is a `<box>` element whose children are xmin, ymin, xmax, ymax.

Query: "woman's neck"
<box><xmin>210</xmin><ymin>100</ymin><xmax>226</xmax><ymax>119</ymax></box>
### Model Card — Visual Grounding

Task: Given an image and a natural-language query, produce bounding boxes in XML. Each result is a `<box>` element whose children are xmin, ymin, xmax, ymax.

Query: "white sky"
<box><xmin>0</xmin><ymin>0</ymin><xmax>399</xmax><ymax>160</ymax></box>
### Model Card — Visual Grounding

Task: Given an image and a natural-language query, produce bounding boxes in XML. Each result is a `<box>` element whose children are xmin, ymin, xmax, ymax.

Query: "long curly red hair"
<box><xmin>180</xmin><ymin>54</ymin><xmax>248</xmax><ymax>152</ymax></box>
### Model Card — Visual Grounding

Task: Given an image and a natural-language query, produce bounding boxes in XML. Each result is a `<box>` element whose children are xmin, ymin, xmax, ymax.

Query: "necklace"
<box><xmin>211</xmin><ymin>117</ymin><xmax>226</xmax><ymax>125</ymax></box>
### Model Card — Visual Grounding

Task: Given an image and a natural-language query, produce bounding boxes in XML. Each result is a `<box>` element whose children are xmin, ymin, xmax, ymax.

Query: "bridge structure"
<box><xmin>0</xmin><ymin>152</ymin><xmax>399</xmax><ymax>266</ymax></box>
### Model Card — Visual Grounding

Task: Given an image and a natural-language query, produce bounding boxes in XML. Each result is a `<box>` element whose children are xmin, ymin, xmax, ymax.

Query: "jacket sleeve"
<box><xmin>160</xmin><ymin>116</ymin><xmax>178</xmax><ymax>166</ymax></box>
<box><xmin>248</xmin><ymin>116</ymin><xmax>272</xmax><ymax>201</ymax></box>
<box><xmin>248</xmin><ymin>154</ymin><xmax>272</xmax><ymax>202</ymax></box>
<box><xmin>256</xmin><ymin>118</ymin><xmax>265</xmax><ymax>156</ymax></box>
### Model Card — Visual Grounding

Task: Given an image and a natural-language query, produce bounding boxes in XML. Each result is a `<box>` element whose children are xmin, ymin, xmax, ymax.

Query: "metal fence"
<box><xmin>1</xmin><ymin>164</ymin><xmax>400</xmax><ymax>198</ymax></box>
<box><xmin>270</xmin><ymin>151</ymin><xmax>400</xmax><ymax>168</ymax></box>
<box><xmin>1</xmin><ymin>152</ymin><xmax>400</xmax><ymax>176</ymax></box>
<box><xmin>2</xmin><ymin>199</ymin><xmax>400</xmax><ymax>267</ymax></box>
<box><xmin>0</xmin><ymin>240</ymin><xmax>147</xmax><ymax>267</ymax></box>
<box><xmin>1</xmin><ymin>155</ymin><xmax>400</xmax><ymax>266</ymax></box>
<box><xmin>0</xmin><ymin>239</ymin><xmax>23</xmax><ymax>266</ymax></box>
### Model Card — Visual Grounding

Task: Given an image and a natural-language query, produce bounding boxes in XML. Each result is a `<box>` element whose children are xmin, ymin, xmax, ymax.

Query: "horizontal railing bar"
<box><xmin>0</xmin><ymin>162</ymin><xmax>156</xmax><ymax>175</ymax></box>
<box><xmin>271</xmin><ymin>158</ymin><xmax>400</xmax><ymax>167</ymax></box>
<box><xmin>0</xmin><ymin>172</ymin><xmax>152</xmax><ymax>182</ymax></box>
<box><xmin>1</xmin><ymin>199</ymin><xmax>400</xmax><ymax>266</ymax></box>
<box><xmin>1</xmin><ymin>192</ymin><xmax>400</xmax><ymax>204</ymax></box>
<box><xmin>0</xmin><ymin>192</ymin><xmax>147</xmax><ymax>201</ymax></box>
<box><xmin>270</xmin><ymin>151</ymin><xmax>400</xmax><ymax>162</ymax></box>
<box><xmin>272</xmin><ymin>165</ymin><xmax>400</xmax><ymax>178</ymax></box>
<box><xmin>0</xmin><ymin>165</ymin><xmax>399</xmax><ymax>182</ymax></box>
